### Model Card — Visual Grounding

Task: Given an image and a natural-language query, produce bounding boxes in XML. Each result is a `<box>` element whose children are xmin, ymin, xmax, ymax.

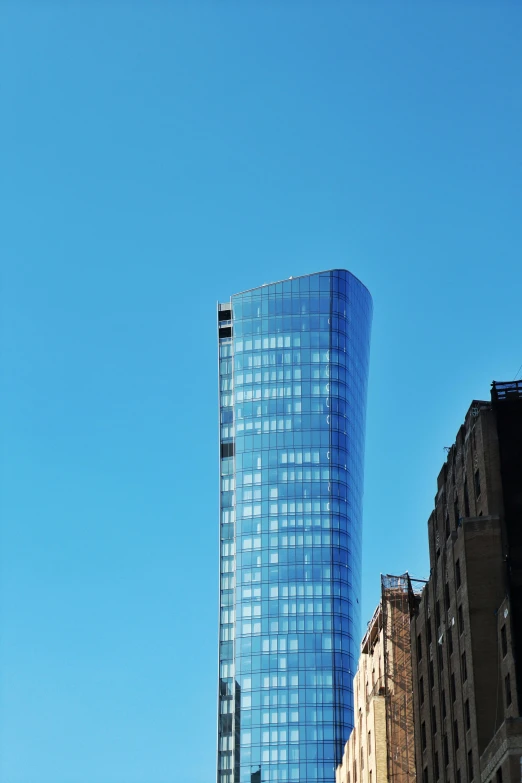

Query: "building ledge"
<box><xmin>361</xmin><ymin>603</ymin><xmax>382</xmax><ymax>655</ymax></box>
<box><xmin>480</xmin><ymin>718</ymin><xmax>522</xmax><ymax>781</ymax></box>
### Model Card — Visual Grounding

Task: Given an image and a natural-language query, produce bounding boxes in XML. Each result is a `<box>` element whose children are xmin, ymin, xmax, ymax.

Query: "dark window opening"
<box><xmin>442</xmin><ymin>690</ymin><xmax>447</xmax><ymax>718</ymax></box>
<box><xmin>496</xmin><ymin>767</ymin><xmax>503</xmax><ymax>783</ymax></box>
<box><xmin>445</xmin><ymin>582</ymin><xmax>450</xmax><ymax>611</ymax></box>
<box><xmin>456</xmin><ymin>558</ymin><xmax>461</xmax><ymax>589</ymax></box>
<box><xmin>453</xmin><ymin>719</ymin><xmax>459</xmax><ymax>749</ymax></box>
<box><xmin>474</xmin><ymin>468</ymin><xmax>481</xmax><ymax>498</ymax></box>
<box><xmin>417</xmin><ymin>634</ymin><xmax>423</xmax><ymax>661</ymax></box>
<box><xmin>454</xmin><ymin>499</ymin><xmax>460</xmax><ymax>527</ymax></box>
<box><xmin>458</xmin><ymin>605</ymin><xmax>464</xmax><ymax>635</ymax></box>
<box><xmin>464</xmin><ymin>479</ymin><xmax>470</xmax><ymax>517</ymax></box>
<box><xmin>451</xmin><ymin>673</ymin><xmax>456</xmax><ymax>702</ymax></box>
<box><xmin>421</xmin><ymin>721</ymin><xmax>427</xmax><ymax>750</ymax></box>
<box><xmin>218</xmin><ymin>309</ymin><xmax>232</xmax><ymax>322</ymax></box>
<box><xmin>420</xmin><ymin>676</ymin><xmax>424</xmax><ymax>705</ymax></box>
<box><xmin>219</xmin><ymin>713</ymin><xmax>233</xmax><ymax>735</ymax></box>
<box><xmin>462</xmin><ymin>651</ymin><xmax>468</xmax><ymax>682</ymax></box>
<box><xmin>429</xmin><ymin>660</ymin><xmax>435</xmax><ymax>689</ymax></box>
<box><xmin>221</xmin><ymin>442</ymin><xmax>235</xmax><ymax>458</ymax></box>
<box><xmin>465</xmin><ymin>699</ymin><xmax>470</xmax><ymax>731</ymax></box>
<box><xmin>219</xmin><ymin>326</ymin><xmax>233</xmax><ymax>338</ymax></box>
<box><xmin>448</xmin><ymin>626</ymin><xmax>453</xmax><ymax>656</ymax></box>
<box><xmin>432</xmin><ymin>703</ymin><xmax>437</xmax><ymax>734</ymax></box>
<box><xmin>443</xmin><ymin>734</ymin><xmax>449</xmax><ymax>767</ymax></box>
<box><xmin>435</xmin><ymin>751</ymin><xmax>440</xmax><ymax>780</ymax></box>
<box><xmin>468</xmin><ymin>750</ymin><xmax>474</xmax><ymax>781</ymax></box>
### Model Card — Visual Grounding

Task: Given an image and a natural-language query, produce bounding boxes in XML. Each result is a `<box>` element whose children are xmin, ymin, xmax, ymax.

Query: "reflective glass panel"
<box><xmin>218</xmin><ymin>270</ymin><xmax>372</xmax><ymax>783</ymax></box>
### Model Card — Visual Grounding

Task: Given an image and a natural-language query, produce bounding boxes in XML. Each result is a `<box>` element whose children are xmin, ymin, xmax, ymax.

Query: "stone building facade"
<box><xmin>337</xmin><ymin>575</ymin><xmax>420</xmax><ymax>783</ymax></box>
<box><xmin>410</xmin><ymin>380</ymin><xmax>522</xmax><ymax>783</ymax></box>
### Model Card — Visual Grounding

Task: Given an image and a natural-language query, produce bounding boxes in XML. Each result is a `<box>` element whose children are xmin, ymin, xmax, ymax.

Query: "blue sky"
<box><xmin>1</xmin><ymin>3</ymin><xmax>521</xmax><ymax>782</ymax></box>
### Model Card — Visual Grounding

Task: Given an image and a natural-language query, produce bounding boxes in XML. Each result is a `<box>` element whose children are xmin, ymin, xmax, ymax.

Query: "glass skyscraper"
<box><xmin>217</xmin><ymin>270</ymin><xmax>372</xmax><ymax>783</ymax></box>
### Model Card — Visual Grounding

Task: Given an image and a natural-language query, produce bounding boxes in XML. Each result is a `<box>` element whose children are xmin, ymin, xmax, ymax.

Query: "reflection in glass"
<box><xmin>217</xmin><ymin>270</ymin><xmax>372</xmax><ymax>783</ymax></box>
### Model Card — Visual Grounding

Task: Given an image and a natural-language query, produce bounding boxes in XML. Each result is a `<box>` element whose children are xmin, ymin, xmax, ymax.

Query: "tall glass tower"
<box><xmin>217</xmin><ymin>270</ymin><xmax>372</xmax><ymax>783</ymax></box>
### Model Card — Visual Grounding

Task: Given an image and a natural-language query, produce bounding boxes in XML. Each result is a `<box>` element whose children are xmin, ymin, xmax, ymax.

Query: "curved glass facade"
<box><xmin>217</xmin><ymin>270</ymin><xmax>372</xmax><ymax>783</ymax></box>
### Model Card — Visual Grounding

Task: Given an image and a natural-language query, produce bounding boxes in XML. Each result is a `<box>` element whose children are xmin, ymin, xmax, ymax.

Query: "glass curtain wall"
<box><xmin>217</xmin><ymin>270</ymin><xmax>372</xmax><ymax>783</ymax></box>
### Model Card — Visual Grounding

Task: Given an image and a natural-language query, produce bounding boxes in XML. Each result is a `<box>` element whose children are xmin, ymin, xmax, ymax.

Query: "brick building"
<box><xmin>337</xmin><ymin>574</ymin><xmax>422</xmax><ymax>783</ymax></box>
<box><xmin>411</xmin><ymin>380</ymin><xmax>522</xmax><ymax>783</ymax></box>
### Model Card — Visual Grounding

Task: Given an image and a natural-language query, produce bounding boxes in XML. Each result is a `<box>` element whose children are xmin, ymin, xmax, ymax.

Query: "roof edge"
<box><xmin>230</xmin><ymin>268</ymin><xmax>372</xmax><ymax>301</ymax></box>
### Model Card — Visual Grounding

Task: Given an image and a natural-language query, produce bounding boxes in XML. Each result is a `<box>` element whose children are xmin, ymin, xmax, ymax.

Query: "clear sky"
<box><xmin>1</xmin><ymin>2</ymin><xmax>521</xmax><ymax>782</ymax></box>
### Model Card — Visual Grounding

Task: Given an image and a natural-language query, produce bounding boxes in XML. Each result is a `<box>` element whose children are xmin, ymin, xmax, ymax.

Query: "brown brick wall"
<box><xmin>411</xmin><ymin>399</ymin><xmax>520</xmax><ymax>783</ymax></box>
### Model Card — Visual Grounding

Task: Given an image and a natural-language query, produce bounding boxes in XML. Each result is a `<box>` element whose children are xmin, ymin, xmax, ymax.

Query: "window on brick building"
<box><xmin>458</xmin><ymin>604</ymin><xmax>464</xmax><ymax>635</ymax></box>
<box><xmin>468</xmin><ymin>749</ymin><xmax>474</xmax><ymax>780</ymax></box>
<box><xmin>432</xmin><ymin>703</ymin><xmax>437</xmax><ymax>734</ymax></box>
<box><xmin>456</xmin><ymin>558</ymin><xmax>461</xmax><ymax>589</ymax></box>
<box><xmin>456</xmin><ymin>770</ymin><xmax>461</xmax><ymax>783</ymax></box>
<box><xmin>442</xmin><ymin>690</ymin><xmax>447</xmax><ymax>718</ymax></box>
<box><xmin>420</xmin><ymin>676</ymin><xmax>424</xmax><ymax>704</ymax></box>
<box><xmin>448</xmin><ymin>626</ymin><xmax>453</xmax><ymax>656</ymax></box>
<box><xmin>422</xmin><ymin>721</ymin><xmax>427</xmax><ymax>750</ymax></box>
<box><xmin>451</xmin><ymin>673</ymin><xmax>456</xmax><ymax>702</ymax></box>
<box><xmin>429</xmin><ymin>659</ymin><xmax>435</xmax><ymax>689</ymax></box>
<box><xmin>501</xmin><ymin>624</ymin><xmax>507</xmax><ymax>658</ymax></box>
<box><xmin>465</xmin><ymin>699</ymin><xmax>470</xmax><ymax>731</ymax></box>
<box><xmin>464</xmin><ymin>479</ymin><xmax>470</xmax><ymax>517</ymax></box>
<box><xmin>445</xmin><ymin>513</ymin><xmax>450</xmax><ymax>539</ymax></box>
<box><xmin>454</xmin><ymin>499</ymin><xmax>460</xmax><ymax>528</ymax></box>
<box><xmin>423</xmin><ymin>768</ymin><xmax>429</xmax><ymax>783</ymax></box>
<box><xmin>474</xmin><ymin>468</ymin><xmax>481</xmax><ymax>498</ymax></box>
<box><xmin>427</xmin><ymin>619</ymin><xmax>432</xmax><ymax>645</ymax></box>
<box><xmin>453</xmin><ymin>719</ymin><xmax>459</xmax><ymax>749</ymax></box>
<box><xmin>435</xmin><ymin>751</ymin><xmax>440</xmax><ymax>780</ymax></box>
<box><xmin>505</xmin><ymin>673</ymin><xmax>512</xmax><ymax>707</ymax></box>
<box><xmin>417</xmin><ymin>633</ymin><xmax>423</xmax><ymax>661</ymax></box>
<box><xmin>445</xmin><ymin>582</ymin><xmax>450</xmax><ymax>611</ymax></box>
<box><xmin>443</xmin><ymin>734</ymin><xmax>449</xmax><ymax>767</ymax></box>
<box><xmin>496</xmin><ymin>767</ymin><xmax>503</xmax><ymax>782</ymax></box>
<box><xmin>462</xmin><ymin>651</ymin><xmax>468</xmax><ymax>682</ymax></box>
